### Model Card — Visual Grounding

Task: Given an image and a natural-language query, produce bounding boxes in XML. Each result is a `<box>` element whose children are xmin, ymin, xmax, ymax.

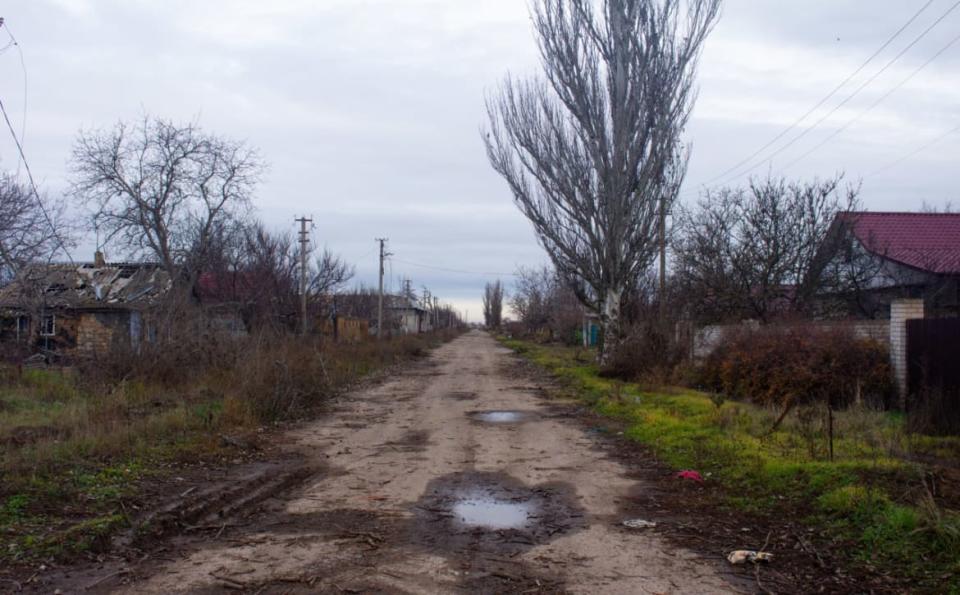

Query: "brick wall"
<box><xmin>76</xmin><ymin>311</ymin><xmax>128</xmax><ymax>356</ymax></box>
<box><xmin>692</xmin><ymin>319</ymin><xmax>889</xmax><ymax>360</ymax></box>
<box><xmin>889</xmin><ymin>298</ymin><xmax>925</xmax><ymax>408</ymax></box>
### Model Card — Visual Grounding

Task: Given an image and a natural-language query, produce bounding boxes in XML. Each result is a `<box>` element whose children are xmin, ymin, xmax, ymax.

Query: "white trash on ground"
<box><xmin>622</xmin><ymin>519</ymin><xmax>657</xmax><ymax>529</ymax></box>
<box><xmin>726</xmin><ymin>550</ymin><xmax>774</xmax><ymax>565</ymax></box>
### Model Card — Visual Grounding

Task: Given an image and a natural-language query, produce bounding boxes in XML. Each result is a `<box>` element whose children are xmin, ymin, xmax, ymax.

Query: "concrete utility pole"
<box><xmin>421</xmin><ymin>287</ymin><xmax>430</xmax><ymax>331</ymax></box>
<box><xmin>376</xmin><ymin>238</ymin><xmax>391</xmax><ymax>340</ymax></box>
<box><xmin>433</xmin><ymin>296</ymin><xmax>439</xmax><ymax>329</ymax></box>
<box><xmin>296</xmin><ymin>216</ymin><xmax>313</xmax><ymax>336</ymax></box>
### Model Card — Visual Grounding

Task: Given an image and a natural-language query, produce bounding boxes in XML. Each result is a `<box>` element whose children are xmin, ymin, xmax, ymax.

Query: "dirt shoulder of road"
<box><xmin>8</xmin><ymin>330</ymin><xmax>769</xmax><ymax>594</ymax></box>
<box><xmin>0</xmin><ymin>342</ymin><xmax>442</xmax><ymax>593</ymax></box>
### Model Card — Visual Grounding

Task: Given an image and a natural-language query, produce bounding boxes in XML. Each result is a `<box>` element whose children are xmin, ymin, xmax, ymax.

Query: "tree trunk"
<box><xmin>599</xmin><ymin>285</ymin><xmax>623</xmax><ymax>364</ymax></box>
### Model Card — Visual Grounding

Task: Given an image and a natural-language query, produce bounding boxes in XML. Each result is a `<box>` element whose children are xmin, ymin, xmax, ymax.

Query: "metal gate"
<box><xmin>907</xmin><ymin>318</ymin><xmax>960</xmax><ymax>423</ymax></box>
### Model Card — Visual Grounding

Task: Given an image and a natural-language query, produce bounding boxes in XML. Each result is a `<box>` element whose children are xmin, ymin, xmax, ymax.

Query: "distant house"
<box><xmin>307</xmin><ymin>292</ymin><xmax>430</xmax><ymax>338</ymax></box>
<box><xmin>822</xmin><ymin>212</ymin><xmax>960</xmax><ymax>318</ymax></box>
<box><xmin>0</xmin><ymin>255</ymin><xmax>172</xmax><ymax>356</ymax></box>
<box><xmin>195</xmin><ymin>271</ymin><xmax>258</xmax><ymax>336</ymax></box>
<box><xmin>389</xmin><ymin>296</ymin><xmax>432</xmax><ymax>334</ymax></box>
<box><xmin>319</xmin><ymin>315</ymin><xmax>369</xmax><ymax>342</ymax></box>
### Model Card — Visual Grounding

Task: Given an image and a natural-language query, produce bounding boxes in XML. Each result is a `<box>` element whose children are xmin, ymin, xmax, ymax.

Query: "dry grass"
<box><xmin>0</xmin><ymin>329</ymin><xmax>460</xmax><ymax>560</ymax></box>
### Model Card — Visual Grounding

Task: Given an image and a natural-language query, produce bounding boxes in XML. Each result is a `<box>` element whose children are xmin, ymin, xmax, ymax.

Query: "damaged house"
<box><xmin>0</xmin><ymin>255</ymin><xmax>172</xmax><ymax>356</ymax></box>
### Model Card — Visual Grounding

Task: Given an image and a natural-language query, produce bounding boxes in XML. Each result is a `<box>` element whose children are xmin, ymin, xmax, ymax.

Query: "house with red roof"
<box><xmin>820</xmin><ymin>212</ymin><xmax>960</xmax><ymax>318</ymax></box>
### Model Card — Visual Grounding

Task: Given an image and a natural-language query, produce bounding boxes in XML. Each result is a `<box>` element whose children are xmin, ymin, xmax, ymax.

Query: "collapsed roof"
<box><xmin>0</xmin><ymin>262</ymin><xmax>173</xmax><ymax>311</ymax></box>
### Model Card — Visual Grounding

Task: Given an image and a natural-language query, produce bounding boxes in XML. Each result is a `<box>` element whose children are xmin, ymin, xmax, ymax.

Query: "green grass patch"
<box><xmin>502</xmin><ymin>338</ymin><xmax>960</xmax><ymax>589</ymax></box>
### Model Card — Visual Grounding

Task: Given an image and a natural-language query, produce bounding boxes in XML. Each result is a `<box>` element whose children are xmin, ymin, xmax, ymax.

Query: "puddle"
<box><xmin>452</xmin><ymin>496</ymin><xmax>533</xmax><ymax>529</ymax></box>
<box><xmin>470</xmin><ymin>410</ymin><xmax>537</xmax><ymax>424</ymax></box>
<box><xmin>412</xmin><ymin>471</ymin><xmax>586</xmax><ymax>555</ymax></box>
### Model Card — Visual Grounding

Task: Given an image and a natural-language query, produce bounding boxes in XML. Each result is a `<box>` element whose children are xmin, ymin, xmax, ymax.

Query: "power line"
<box><xmin>684</xmin><ymin>0</ymin><xmax>960</xmax><ymax>199</ymax></box>
<box><xmin>694</xmin><ymin>0</ymin><xmax>938</xmax><ymax>189</ymax></box>
<box><xmin>726</xmin><ymin>0</ymin><xmax>960</xmax><ymax>187</ymax></box>
<box><xmin>782</xmin><ymin>29</ymin><xmax>960</xmax><ymax>171</ymax></box>
<box><xmin>865</xmin><ymin>122</ymin><xmax>960</xmax><ymax>179</ymax></box>
<box><xmin>1</xmin><ymin>19</ymin><xmax>30</xmax><ymax>169</ymax></box>
<box><xmin>390</xmin><ymin>257</ymin><xmax>518</xmax><ymax>277</ymax></box>
<box><xmin>0</xmin><ymin>95</ymin><xmax>73</xmax><ymax>264</ymax></box>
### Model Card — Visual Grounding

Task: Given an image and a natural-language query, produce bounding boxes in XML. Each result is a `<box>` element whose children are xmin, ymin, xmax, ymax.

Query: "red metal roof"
<box><xmin>839</xmin><ymin>212</ymin><xmax>960</xmax><ymax>274</ymax></box>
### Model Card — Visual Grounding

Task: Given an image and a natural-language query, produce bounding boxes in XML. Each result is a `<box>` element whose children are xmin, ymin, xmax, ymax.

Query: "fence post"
<box><xmin>890</xmin><ymin>298</ymin><xmax>924</xmax><ymax>410</ymax></box>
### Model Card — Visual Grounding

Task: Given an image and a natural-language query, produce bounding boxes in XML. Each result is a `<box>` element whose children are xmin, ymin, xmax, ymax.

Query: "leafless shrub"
<box><xmin>673</xmin><ymin>175</ymin><xmax>869</xmax><ymax>323</ymax></box>
<box><xmin>601</xmin><ymin>321</ymin><xmax>685</xmax><ymax>384</ymax></box>
<box><xmin>511</xmin><ymin>265</ymin><xmax>583</xmax><ymax>344</ymax></box>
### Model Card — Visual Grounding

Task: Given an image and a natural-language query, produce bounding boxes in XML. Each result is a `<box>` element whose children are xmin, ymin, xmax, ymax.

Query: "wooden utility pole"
<box><xmin>376</xmin><ymin>238</ymin><xmax>390</xmax><ymax>340</ymax></box>
<box><xmin>296</xmin><ymin>216</ymin><xmax>312</xmax><ymax>336</ymax></box>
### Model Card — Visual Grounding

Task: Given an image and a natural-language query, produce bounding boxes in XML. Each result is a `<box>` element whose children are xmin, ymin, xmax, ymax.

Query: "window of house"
<box><xmin>40</xmin><ymin>314</ymin><xmax>56</xmax><ymax>337</ymax></box>
<box><xmin>16</xmin><ymin>316</ymin><xmax>29</xmax><ymax>341</ymax></box>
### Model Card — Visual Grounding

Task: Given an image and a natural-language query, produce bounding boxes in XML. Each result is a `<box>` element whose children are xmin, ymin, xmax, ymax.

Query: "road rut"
<box><xmin>109</xmin><ymin>331</ymin><xmax>743</xmax><ymax>593</ymax></box>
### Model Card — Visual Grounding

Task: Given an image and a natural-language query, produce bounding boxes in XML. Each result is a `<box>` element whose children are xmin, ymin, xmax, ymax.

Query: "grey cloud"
<box><xmin>1</xmin><ymin>0</ymin><xmax>957</xmax><ymax>312</ymax></box>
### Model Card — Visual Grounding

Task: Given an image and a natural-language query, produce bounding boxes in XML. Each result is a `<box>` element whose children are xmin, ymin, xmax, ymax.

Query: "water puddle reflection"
<box><xmin>452</xmin><ymin>496</ymin><xmax>533</xmax><ymax>529</ymax></box>
<box><xmin>471</xmin><ymin>411</ymin><xmax>536</xmax><ymax>424</ymax></box>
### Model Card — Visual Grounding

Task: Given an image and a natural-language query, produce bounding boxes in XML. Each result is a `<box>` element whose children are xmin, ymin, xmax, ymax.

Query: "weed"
<box><xmin>0</xmin><ymin>330</ymin><xmax>461</xmax><ymax>562</ymax></box>
<box><xmin>503</xmin><ymin>338</ymin><xmax>960</xmax><ymax>590</ymax></box>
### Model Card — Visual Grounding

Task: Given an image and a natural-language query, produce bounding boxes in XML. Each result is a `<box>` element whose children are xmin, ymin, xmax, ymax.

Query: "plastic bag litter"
<box><xmin>726</xmin><ymin>550</ymin><xmax>774</xmax><ymax>565</ymax></box>
<box><xmin>622</xmin><ymin>519</ymin><xmax>657</xmax><ymax>529</ymax></box>
<box><xmin>675</xmin><ymin>470</ymin><xmax>704</xmax><ymax>482</ymax></box>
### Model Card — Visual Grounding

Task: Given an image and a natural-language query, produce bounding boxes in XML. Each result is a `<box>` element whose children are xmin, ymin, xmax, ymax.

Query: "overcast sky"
<box><xmin>1</xmin><ymin>0</ymin><xmax>958</xmax><ymax>320</ymax></box>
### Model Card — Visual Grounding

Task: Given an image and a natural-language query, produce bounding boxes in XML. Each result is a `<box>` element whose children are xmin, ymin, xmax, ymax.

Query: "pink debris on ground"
<box><xmin>676</xmin><ymin>470</ymin><xmax>704</xmax><ymax>483</ymax></box>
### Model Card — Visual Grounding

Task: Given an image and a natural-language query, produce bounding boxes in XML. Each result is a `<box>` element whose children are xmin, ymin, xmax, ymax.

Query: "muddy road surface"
<box><xmin>50</xmin><ymin>331</ymin><xmax>747</xmax><ymax>593</ymax></box>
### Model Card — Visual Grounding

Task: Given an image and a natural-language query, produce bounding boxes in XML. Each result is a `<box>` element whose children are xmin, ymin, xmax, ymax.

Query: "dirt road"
<box><xmin>66</xmin><ymin>331</ymin><xmax>747</xmax><ymax>593</ymax></box>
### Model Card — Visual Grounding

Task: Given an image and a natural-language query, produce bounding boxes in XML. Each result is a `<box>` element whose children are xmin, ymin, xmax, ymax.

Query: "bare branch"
<box><xmin>484</xmin><ymin>0</ymin><xmax>720</xmax><ymax>359</ymax></box>
<box><xmin>70</xmin><ymin>115</ymin><xmax>265</xmax><ymax>284</ymax></box>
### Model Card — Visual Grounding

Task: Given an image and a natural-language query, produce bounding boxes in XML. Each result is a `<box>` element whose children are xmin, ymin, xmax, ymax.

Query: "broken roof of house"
<box><xmin>840</xmin><ymin>212</ymin><xmax>960</xmax><ymax>275</ymax></box>
<box><xmin>0</xmin><ymin>262</ymin><xmax>173</xmax><ymax>310</ymax></box>
<box><xmin>387</xmin><ymin>296</ymin><xmax>428</xmax><ymax>311</ymax></box>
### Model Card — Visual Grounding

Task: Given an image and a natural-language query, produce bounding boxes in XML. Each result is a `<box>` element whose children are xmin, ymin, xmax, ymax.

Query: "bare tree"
<box><xmin>201</xmin><ymin>222</ymin><xmax>355</xmax><ymax>332</ymax></box>
<box><xmin>511</xmin><ymin>265</ymin><xmax>584</xmax><ymax>343</ymax></box>
<box><xmin>309</xmin><ymin>248</ymin><xmax>355</xmax><ymax>297</ymax></box>
<box><xmin>482</xmin><ymin>280</ymin><xmax>504</xmax><ymax>328</ymax></box>
<box><xmin>511</xmin><ymin>266</ymin><xmax>551</xmax><ymax>333</ymax></box>
<box><xmin>920</xmin><ymin>200</ymin><xmax>957</xmax><ymax>213</ymax></box>
<box><xmin>0</xmin><ymin>173</ymin><xmax>72</xmax><ymax>284</ymax></box>
<box><xmin>70</xmin><ymin>116</ymin><xmax>264</xmax><ymax>284</ymax></box>
<box><xmin>485</xmin><ymin>0</ymin><xmax>720</xmax><ymax>360</ymax></box>
<box><xmin>673</xmin><ymin>175</ymin><xmax>865</xmax><ymax>323</ymax></box>
<box><xmin>335</xmin><ymin>285</ymin><xmax>380</xmax><ymax>322</ymax></box>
